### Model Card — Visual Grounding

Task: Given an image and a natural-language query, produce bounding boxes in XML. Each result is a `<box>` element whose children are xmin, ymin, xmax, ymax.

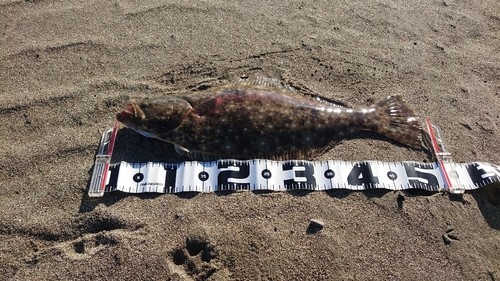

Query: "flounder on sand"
<box><xmin>117</xmin><ymin>78</ymin><xmax>422</xmax><ymax>160</ymax></box>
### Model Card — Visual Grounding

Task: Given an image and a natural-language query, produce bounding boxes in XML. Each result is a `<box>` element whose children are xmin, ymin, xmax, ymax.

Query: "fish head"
<box><xmin>117</xmin><ymin>98</ymin><xmax>191</xmax><ymax>139</ymax></box>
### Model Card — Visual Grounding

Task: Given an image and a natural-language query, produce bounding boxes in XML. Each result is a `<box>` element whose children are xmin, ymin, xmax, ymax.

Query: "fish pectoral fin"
<box><xmin>174</xmin><ymin>144</ymin><xmax>190</xmax><ymax>155</ymax></box>
<box><xmin>191</xmin><ymin>98</ymin><xmax>220</xmax><ymax>117</ymax></box>
<box><xmin>174</xmin><ymin>145</ymin><xmax>223</xmax><ymax>161</ymax></box>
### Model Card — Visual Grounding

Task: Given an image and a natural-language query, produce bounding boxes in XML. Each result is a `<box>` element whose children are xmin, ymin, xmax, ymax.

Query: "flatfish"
<box><xmin>117</xmin><ymin>78</ymin><xmax>422</xmax><ymax>160</ymax></box>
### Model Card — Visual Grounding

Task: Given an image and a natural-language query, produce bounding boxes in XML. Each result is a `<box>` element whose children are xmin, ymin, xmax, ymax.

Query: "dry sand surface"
<box><xmin>1</xmin><ymin>0</ymin><xmax>500</xmax><ymax>280</ymax></box>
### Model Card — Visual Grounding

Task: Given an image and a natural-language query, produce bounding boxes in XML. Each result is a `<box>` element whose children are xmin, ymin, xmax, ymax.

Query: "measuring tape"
<box><xmin>88</xmin><ymin>120</ymin><xmax>500</xmax><ymax>197</ymax></box>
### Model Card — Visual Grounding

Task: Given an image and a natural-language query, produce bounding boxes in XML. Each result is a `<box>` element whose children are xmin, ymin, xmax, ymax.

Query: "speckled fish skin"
<box><xmin>117</xmin><ymin>81</ymin><xmax>422</xmax><ymax>160</ymax></box>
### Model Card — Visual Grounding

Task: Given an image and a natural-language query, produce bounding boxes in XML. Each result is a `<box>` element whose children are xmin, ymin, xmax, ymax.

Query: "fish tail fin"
<box><xmin>369</xmin><ymin>95</ymin><xmax>422</xmax><ymax>148</ymax></box>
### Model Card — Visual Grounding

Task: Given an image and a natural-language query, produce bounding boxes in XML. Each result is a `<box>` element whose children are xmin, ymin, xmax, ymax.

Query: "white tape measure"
<box><xmin>88</xmin><ymin>120</ymin><xmax>500</xmax><ymax>197</ymax></box>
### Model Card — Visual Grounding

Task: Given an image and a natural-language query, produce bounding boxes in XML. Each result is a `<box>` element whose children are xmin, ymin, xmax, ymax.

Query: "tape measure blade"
<box><xmin>370</xmin><ymin>161</ymin><xmax>400</xmax><ymax>190</ymax></box>
<box><xmin>175</xmin><ymin>162</ymin><xmax>206</xmax><ymax>193</ymax></box>
<box><xmin>101</xmin><ymin>159</ymin><xmax>500</xmax><ymax>195</ymax></box>
<box><xmin>249</xmin><ymin>159</ymin><xmax>268</xmax><ymax>191</ymax></box>
<box><xmin>94</xmin><ymin>156</ymin><xmax>500</xmax><ymax>196</ymax></box>
<box><xmin>266</xmin><ymin>161</ymin><xmax>287</xmax><ymax>191</ymax></box>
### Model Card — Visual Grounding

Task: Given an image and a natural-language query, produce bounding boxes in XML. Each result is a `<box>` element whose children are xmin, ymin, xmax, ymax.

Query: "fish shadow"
<box><xmin>470</xmin><ymin>183</ymin><xmax>500</xmax><ymax>230</ymax></box>
<box><xmin>342</xmin><ymin>131</ymin><xmax>435</xmax><ymax>160</ymax></box>
<box><xmin>110</xmin><ymin>128</ymin><xmax>187</xmax><ymax>163</ymax></box>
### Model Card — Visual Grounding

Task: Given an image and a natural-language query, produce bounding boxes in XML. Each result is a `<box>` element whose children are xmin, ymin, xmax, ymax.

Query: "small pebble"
<box><xmin>309</xmin><ymin>219</ymin><xmax>324</xmax><ymax>229</ymax></box>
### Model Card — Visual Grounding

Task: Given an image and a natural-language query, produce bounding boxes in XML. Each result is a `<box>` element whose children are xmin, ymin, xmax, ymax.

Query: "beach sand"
<box><xmin>1</xmin><ymin>0</ymin><xmax>500</xmax><ymax>280</ymax></box>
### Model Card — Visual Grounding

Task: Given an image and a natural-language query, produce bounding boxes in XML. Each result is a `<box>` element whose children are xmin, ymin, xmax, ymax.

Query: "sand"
<box><xmin>1</xmin><ymin>0</ymin><xmax>500</xmax><ymax>280</ymax></box>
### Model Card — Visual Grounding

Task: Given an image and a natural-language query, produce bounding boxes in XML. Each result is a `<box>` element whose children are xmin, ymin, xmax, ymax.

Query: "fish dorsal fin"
<box><xmin>235</xmin><ymin>77</ymin><xmax>347</xmax><ymax>108</ymax></box>
<box><xmin>302</xmin><ymin>94</ymin><xmax>347</xmax><ymax>108</ymax></box>
<box><xmin>285</xmin><ymin>81</ymin><xmax>348</xmax><ymax>108</ymax></box>
<box><xmin>234</xmin><ymin>77</ymin><xmax>296</xmax><ymax>92</ymax></box>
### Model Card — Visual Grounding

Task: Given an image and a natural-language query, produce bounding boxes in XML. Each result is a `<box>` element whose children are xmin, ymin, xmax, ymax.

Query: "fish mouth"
<box><xmin>124</xmin><ymin>104</ymin><xmax>136</xmax><ymax>116</ymax></box>
<box><xmin>117</xmin><ymin>103</ymin><xmax>144</xmax><ymax>122</ymax></box>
